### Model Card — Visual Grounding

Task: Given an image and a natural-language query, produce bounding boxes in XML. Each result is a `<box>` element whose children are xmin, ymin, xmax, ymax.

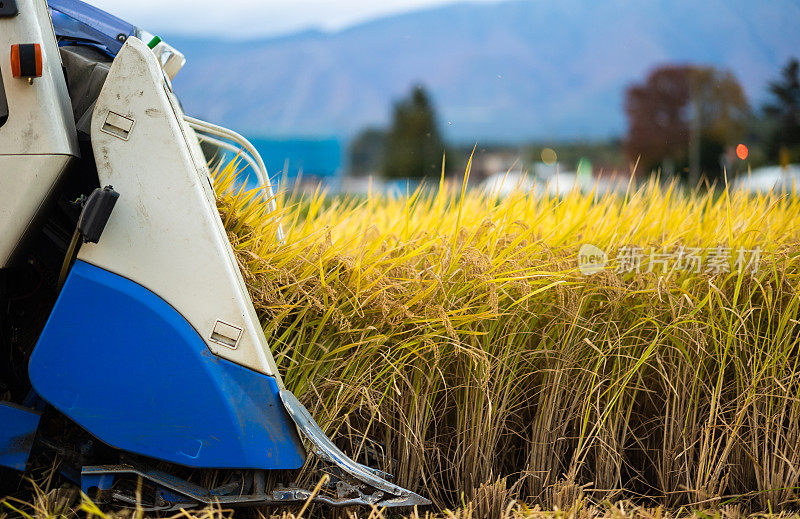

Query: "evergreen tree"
<box><xmin>763</xmin><ymin>58</ymin><xmax>800</xmax><ymax>162</ymax></box>
<box><xmin>382</xmin><ymin>86</ymin><xmax>445</xmax><ymax>179</ymax></box>
<box><xmin>349</xmin><ymin>127</ymin><xmax>387</xmax><ymax>176</ymax></box>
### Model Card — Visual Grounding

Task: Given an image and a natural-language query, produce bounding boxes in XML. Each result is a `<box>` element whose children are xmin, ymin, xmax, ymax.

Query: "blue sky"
<box><xmin>90</xmin><ymin>0</ymin><xmax>504</xmax><ymax>39</ymax></box>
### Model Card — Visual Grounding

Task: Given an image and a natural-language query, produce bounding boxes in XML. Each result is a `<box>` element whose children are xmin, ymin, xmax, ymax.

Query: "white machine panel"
<box><xmin>0</xmin><ymin>0</ymin><xmax>77</xmax><ymax>156</ymax></box>
<box><xmin>0</xmin><ymin>0</ymin><xmax>79</xmax><ymax>266</ymax></box>
<box><xmin>79</xmin><ymin>37</ymin><xmax>282</xmax><ymax>380</ymax></box>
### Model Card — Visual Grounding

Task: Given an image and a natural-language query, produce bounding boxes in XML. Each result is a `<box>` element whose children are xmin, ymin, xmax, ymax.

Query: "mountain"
<box><xmin>167</xmin><ymin>0</ymin><xmax>800</xmax><ymax>143</ymax></box>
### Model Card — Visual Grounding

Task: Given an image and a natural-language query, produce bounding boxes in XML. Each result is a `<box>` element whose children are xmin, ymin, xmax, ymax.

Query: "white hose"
<box><xmin>184</xmin><ymin>115</ymin><xmax>285</xmax><ymax>243</ymax></box>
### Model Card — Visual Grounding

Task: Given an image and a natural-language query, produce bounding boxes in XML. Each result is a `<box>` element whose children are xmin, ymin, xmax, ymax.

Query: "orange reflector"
<box><xmin>736</xmin><ymin>143</ymin><xmax>749</xmax><ymax>161</ymax></box>
<box><xmin>10</xmin><ymin>44</ymin><xmax>42</xmax><ymax>79</ymax></box>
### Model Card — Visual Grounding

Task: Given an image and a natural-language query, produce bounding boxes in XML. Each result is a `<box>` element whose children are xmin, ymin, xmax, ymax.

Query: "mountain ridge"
<box><xmin>167</xmin><ymin>0</ymin><xmax>800</xmax><ymax>143</ymax></box>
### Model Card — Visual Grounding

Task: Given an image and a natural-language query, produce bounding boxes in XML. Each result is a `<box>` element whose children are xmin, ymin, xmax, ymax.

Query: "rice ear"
<box><xmin>213</xmin><ymin>163</ymin><xmax>800</xmax><ymax>512</ymax></box>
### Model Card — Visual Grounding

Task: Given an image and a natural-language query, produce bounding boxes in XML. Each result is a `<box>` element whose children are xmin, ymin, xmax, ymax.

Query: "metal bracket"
<box><xmin>81</xmin><ymin>462</ymin><xmax>426</xmax><ymax>509</ymax></box>
<box><xmin>279</xmin><ymin>390</ymin><xmax>430</xmax><ymax>507</ymax></box>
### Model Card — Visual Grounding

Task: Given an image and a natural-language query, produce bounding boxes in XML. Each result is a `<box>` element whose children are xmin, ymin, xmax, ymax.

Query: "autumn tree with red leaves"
<box><xmin>625</xmin><ymin>65</ymin><xmax>749</xmax><ymax>184</ymax></box>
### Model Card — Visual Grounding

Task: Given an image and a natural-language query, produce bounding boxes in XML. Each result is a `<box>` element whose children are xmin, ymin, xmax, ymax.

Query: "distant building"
<box><xmin>467</xmin><ymin>147</ymin><xmax>526</xmax><ymax>182</ymax></box>
<box><xmin>221</xmin><ymin>138</ymin><xmax>343</xmax><ymax>191</ymax></box>
<box><xmin>482</xmin><ymin>161</ymin><xmax>632</xmax><ymax>197</ymax></box>
<box><xmin>733</xmin><ymin>165</ymin><xmax>800</xmax><ymax>194</ymax></box>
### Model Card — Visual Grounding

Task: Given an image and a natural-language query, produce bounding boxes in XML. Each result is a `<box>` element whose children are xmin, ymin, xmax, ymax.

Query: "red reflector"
<box><xmin>10</xmin><ymin>44</ymin><xmax>43</xmax><ymax>79</ymax></box>
<box><xmin>736</xmin><ymin>143</ymin><xmax>749</xmax><ymax>161</ymax></box>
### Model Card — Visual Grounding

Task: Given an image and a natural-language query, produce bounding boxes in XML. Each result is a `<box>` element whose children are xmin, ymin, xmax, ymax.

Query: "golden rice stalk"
<box><xmin>214</xmin><ymin>162</ymin><xmax>800</xmax><ymax>513</ymax></box>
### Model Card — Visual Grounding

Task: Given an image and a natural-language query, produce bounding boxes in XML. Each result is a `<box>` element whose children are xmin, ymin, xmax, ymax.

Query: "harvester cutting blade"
<box><xmin>279</xmin><ymin>390</ymin><xmax>431</xmax><ymax>508</ymax></box>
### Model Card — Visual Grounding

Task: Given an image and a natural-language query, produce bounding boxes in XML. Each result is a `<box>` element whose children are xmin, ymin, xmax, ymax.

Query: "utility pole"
<box><xmin>688</xmin><ymin>93</ymin><xmax>701</xmax><ymax>188</ymax></box>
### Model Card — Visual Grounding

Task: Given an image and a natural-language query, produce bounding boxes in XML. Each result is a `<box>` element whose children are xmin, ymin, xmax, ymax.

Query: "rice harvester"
<box><xmin>0</xmin><ymin>0</ymin><xmax>428</xmax><ymax>509</ymax></box>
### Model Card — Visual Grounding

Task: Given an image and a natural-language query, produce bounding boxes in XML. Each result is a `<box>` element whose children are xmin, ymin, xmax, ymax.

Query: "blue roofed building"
<box><xmin>232</xmin><ymin>138</ymin><xmax>343</xmax><ymax>191</ymax></box>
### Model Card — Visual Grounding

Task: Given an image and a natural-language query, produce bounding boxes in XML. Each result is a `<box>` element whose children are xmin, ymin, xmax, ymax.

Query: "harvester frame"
<box><xmin>0</xmin><ymin>0</ymin><xmax>427</xmax><ymax>510</ymax></box>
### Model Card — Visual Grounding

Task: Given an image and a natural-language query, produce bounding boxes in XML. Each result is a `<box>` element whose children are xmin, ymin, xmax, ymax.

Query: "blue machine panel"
<box><xmin>48</xmin><ymin>0</ymin><xmax>138</xmax><ymax>56</ymax></box>
<box><xmin>29</xmin><ymin>260</ymin><xmax>306</xmax><ymax>470</ymax></box>
<box><xmin>0</xmin><ymin>402</ymin><xmax>41</xmax><ymax>471</ymax></box>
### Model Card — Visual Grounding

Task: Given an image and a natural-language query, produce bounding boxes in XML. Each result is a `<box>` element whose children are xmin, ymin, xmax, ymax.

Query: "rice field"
<box><xmin>4</xmin><ymin>164</ymin><xmax>800</xmax><ymax>518</ymax></box>
<box><xmin>213</xmin><ymin>163</ymin><xmax>800</xmax><ymax>515</ymax></box>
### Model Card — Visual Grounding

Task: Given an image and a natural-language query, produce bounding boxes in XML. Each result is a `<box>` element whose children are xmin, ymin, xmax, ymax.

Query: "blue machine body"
<box><xmin>28</xmin><ymin>260</ymin><xmax>306</xmax><ymax>470</ymax></box>
<box><xmin>0</xmin><ymin>402</ymin><xmax>41</xmax><ymax>471</ymax></box>
<box><xmin>48</xmin><ymin>0</ymin><xmax>138</xmax><ymax>56</ymax></box>
<box><xmin>35</xmin><ymin>0</ymin><xmax>308</xmax><ymax>473</ymax></box>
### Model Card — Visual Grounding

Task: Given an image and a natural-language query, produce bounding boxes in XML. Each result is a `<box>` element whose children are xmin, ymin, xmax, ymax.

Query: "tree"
<box><xmin>624</xmin><ymin>65</ymin><xmax>749</xmax><ymax>184</ymax></box>
<box><xmin>382</xmin><ymin>85</ymin><xmax>446</xmax><ymax>180</ymax></box>
<box><xmin>349</xmin><ymin>127</ymin><xmax>387</xmax><ymax>176</ymax></box>
<box><xmin>624</xmin><ymin>66</ymin><xmax>691</xmax><ymax>175</ymax></box>
<box><xmin>763</xmin><ymin>58</ymin><xmax>800</xmax><ymax>163</ymax></box>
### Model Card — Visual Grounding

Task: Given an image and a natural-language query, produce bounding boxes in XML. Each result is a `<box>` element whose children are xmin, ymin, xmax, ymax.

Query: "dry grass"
<box><xmin>5</xmin><ymin>486</ymin><xmax>800</xmax><ymax>519</ymax></box>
